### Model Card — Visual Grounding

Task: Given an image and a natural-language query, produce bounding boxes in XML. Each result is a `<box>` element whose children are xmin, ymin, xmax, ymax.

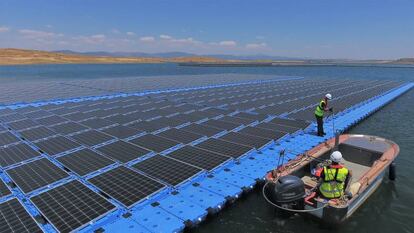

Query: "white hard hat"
<box><xmin>330</xmin><ymin>151</ymin><xmax>343</xmax><ymax>163</ymax></box>
<box><xmin>325</xmin><ymin>93</ymin><xmax>332</xmax><ymax>100</ymax></box>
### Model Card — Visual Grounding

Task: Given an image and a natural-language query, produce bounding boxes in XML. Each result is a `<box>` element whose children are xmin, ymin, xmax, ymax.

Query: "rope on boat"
<box><xmin>262</xmin><ymin>181</ymin><xmax>329</xmax><ymax>213</ymax></box>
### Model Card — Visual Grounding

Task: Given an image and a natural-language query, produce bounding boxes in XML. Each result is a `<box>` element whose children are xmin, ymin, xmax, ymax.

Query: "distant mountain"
<box><xmin>3</xmin><ymin>48</ymin><xmax>411</xmax><ymax>66</ymax></box>
<box><xmin>53</xmin><ymin>50</ymin><xmax>304</xmax><ymax>60</ymax></box>
<box><xmin>1</xmin><ymin>48</ymin><xmax>224</xmax><ymax>65</ymax></box>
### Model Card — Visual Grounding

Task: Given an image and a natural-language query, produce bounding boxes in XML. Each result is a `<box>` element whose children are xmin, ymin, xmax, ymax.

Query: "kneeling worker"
<box><xmin>317</xmin><ymin>151</ymin><xmax>352</xmax><ymax>199</ymax></box>
<box><xmin>314</xmin><ymin>93</ymin><xmax>333</xmax><ymax>137</ymax></box>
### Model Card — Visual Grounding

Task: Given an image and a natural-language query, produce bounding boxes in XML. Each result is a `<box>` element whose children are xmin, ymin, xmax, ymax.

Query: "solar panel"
<box><xmin>232</xmin><ymin>112</ymin><xmax>268</xmax><ymax>121</ymax></box>
<box><xmin>180</xmin><ymin>123</ymin><xmax>224</xmax><ymax>137</ymax></box>
<box><xmin>35</xmin><ymin>115</ymin><xmax>68</xmax><ymax>126</ymax></box>
<box><xmin>14</xmin><ymin>106</ymin><xmax>38</xmax><ymax>114</ymax></box>
<box><xmin>127</xmin><ymin>109</ymin><xmax>160</xmax><ymax>121</ymax></box>
<box><xmin>156</xmin><ymin>128</ymin><xmax>204</xmax><ymax>144</ymax></box>
<box><xmin>7</xmin><ymin>119</ymin><xmax>39</xmax><ymax>131</ymax></box>
<box><xmin>31</xmin><ymin>180</ymin><xmax>115</xmax><ymax>233</ymax></box>
<box><xmin>132</xmin><ymin>155</ymin><xmax>202</xmax><ymax>186</ymax></box>
<box><xmin>0</xmin><ymin>198</ymin><xmax>43</xmax><ymax>233</ymax></box>
<box><xmin>0</xmin><ymin>131</ymin><xmax>20</xmax><ymax>146</ymax></box>
<box><xmin>151</xmin><ymin>101</ymin><xmax>173</xmax><ymax>109</ymax></box>
<box><xmin>101</xmin><ymin>125</ymin><xmax>142</xmax><ymax>139</ymax></box>
<box><xmin>140</xmin><ymin>109</ymin><xmax>170</xmax><ymax>119</ymax></box>
<box><xmin>201</xmin><ymin>119</ymin><xmax>242</xmax><ymax>131</ymax></box>
<box><xmin>269</xmin><ymin>117</ymin><xmax>310</xmax><ymax>129</ymax></box>
<box><xmin>71</xmin><ymin>105</ymin><xmax>97</xmax><ymax>113</ymax></box>
<box><xmin>0</xmin><ymin>113</ymin><xmax>26</xmax><ymax>123</ymax></box>
<box><xmin>83</xmin><ymin>109</ymin><xmax>113</xmax><ymax>118</ymax></box>
<box><xmin>129</xmin><ymin>134</ymin><xmax>179</xmax><ymax>153</ymax></box>
<box><xmin>50</xmin><ymin>122</ymin><xmax>88</xmax><ymax>135</ymax></box>
<box><xmin>238</xmin><ymin>126</ymin><xmax>287</xmax><ymax>140</ymax></box>
<box><xmin>117</xmin><ymin>107</ymin><xmax>139</xmax><ymax>116</ymax></box>
<box><xmin>219</xmin><ymin>115</ymin><xmax>257</xmax><ymax>125</ymax></box>
<box><xmin>88</xmin><ymin>166</ymin><xmax>164</xmax><ymax>207</ymax></box>
<box><xmin>57</xmin><ymin>149</ymin><xmax>115</xmax><ymax>176</ymax></box>
<box><xmin>19</xmin><ymin>126</ymin><xmax>57</xmax><ymax>141</ymax></box>
<box><xmin>56</xmin><ymin>102</ymin><xmax>78</xmax><ymax>109</ymax></box>
<box><xmin>96</xmin><ymin>140</ymin><xmax>151</xmax><ymax>163</ymax></box>
<box><xmin>0</xmin><ymin>108</ymin><xmax>15</xmax><ymax>116</ymax></box>
<box><xmin>50</xmin><ymin>107</ymin><xmax>77</xmax><ymax>116</ymax></box>
<box><xmin>6</xmin><ymin>158</ymin><xmax>69</xmax><ymax>193</ymax></box>
<box><xmin>167</xmin><ymin>146</ymin><xmax>231</xmax><ymax>171</ymax></box>
<box><xmin>219</xmin><ymin>132</ymin><xmax>271</xmax><ymax>149</ymax></box>
<box><xmin>35</xmin><ymin>136</ymin><xmax>81</xmax><ymax>156</ymax></box>
<box><xmin>40</xmin><ymin>104</ymin><xmax>62</xmax><ymax>111</ymax></box>
<box><xmin>196</xmin><ymin>138</ymin><xmax>253</xmax><ymax>158</ymax></box>
<box><xmin>255</xmin><ymin>122</ymin><xmax>300</xmax><ymax>134</ymax></box>
<box><xmin>255</xmin><ymin>104</ymin><xmax>293</xmax><ymax>115</ymax></box>
<box><xmin>172</xmin><ymin>113</ymin><xmax>206</xmax><ymax>123</ymax></box>
<box><xmin>0</xmin><ymin>178</ymin><xmax>11</xmax><ymax>198</ymax></box>
<box><xmin>127</xmin><ymin>119</ymin><xmax>169</xmax><ymax>132</ymax></box>
<box><xmin>80</xmin><ymin>118</ymin><xmax>115</xmax><ymax>129</ymax></box>
<box><xmin>171</xmin><ymin>103</ymin><xmax>200</xmax><ymax>112</ymax></box>
<box><xmin>103</xmin><ymin>114</ymin><xmax>136</xmax><ymax>125</ymax></box>
<box><xmin>200</xmin><ymin>108</ymin><xmax>234</xmax><ymax>116</ymax></box>
<box><xmin>70</xmin><ymin>130</ymin><xmax>114</xmax><ymax>147</ymax></box>
<box><xmin>63</xmin><ymin>112</ymin><xmax>90</xmax><ymax>121</ymax></box>
<box><xmin>183</xmin><ymin>110</ymin><xmax>209</xmax><ymax>119</ymax></box>
<box><xmin>0</xmin><ymin>143</ymin><xmax>41</xmax><ymax>168</ymax></box>
<box><xmin>155</xmin><ymin>116</ymin><xmax>189</xmax><ymax>127</ymax></box>
<box><xmin>23</xmin><ymin>110</ymin><xmax>53</xmax><ymax>119</ymax></box>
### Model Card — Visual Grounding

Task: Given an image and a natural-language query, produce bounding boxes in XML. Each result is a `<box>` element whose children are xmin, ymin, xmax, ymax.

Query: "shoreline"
<box><xmin>1</xmin><ymin>62</ymin><xmax>414</xmax><ymax>69</ymax></box>
<box><xmin>179</xmin><ymin>62</ymin><xmax>414</xmax><ymax>68</ymax></box>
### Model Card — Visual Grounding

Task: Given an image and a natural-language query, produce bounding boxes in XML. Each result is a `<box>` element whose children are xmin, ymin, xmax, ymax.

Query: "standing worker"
<box><xmin>314</xmin><ymin>93</ymin><xmax>333</xmax><ymax>137</ymax></box>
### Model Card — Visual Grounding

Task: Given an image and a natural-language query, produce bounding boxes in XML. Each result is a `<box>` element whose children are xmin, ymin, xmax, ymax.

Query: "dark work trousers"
<box><xmin>315</xmin><ymin>114</ymin><xmax>324</xmax><ymax>136</ymax></box>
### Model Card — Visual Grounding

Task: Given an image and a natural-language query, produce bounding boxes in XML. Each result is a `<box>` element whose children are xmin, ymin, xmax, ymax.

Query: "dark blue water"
<box><xmin>1</xmin><ymin>63</ymin><xmax>414</xmax><ymax>83</ymax></box>
<box><xmin>1</xmin><ymin>64</ymin><xmax>413</xmax><ymax>232</ymax></box>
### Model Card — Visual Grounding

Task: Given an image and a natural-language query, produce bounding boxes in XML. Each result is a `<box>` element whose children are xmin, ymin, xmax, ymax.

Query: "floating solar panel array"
<box><xmin>0</xmin><ymin>76</ymin><xmax>408</xmax><ymax>233</ymax></box>
<box><xmin>0</xmin><ymin>74</ymin><xmax>294</xmax><ymax>105</ymax></box>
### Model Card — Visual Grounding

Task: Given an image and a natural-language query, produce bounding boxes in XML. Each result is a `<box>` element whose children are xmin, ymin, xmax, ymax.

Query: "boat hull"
<box><xmin>264</xmin><ymin>134</ymin><xmax>399</xmax><ymax>225</ymax></box>
<box><xmin>305</xmin><ymin>170</ymin><xmax>385</xmax><ymax>224</ymax></box>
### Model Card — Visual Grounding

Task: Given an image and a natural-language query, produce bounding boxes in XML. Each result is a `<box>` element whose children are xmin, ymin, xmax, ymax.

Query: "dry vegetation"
<box><xmin>0</xmin><ymin>48</ymin><xmax>226</xmax><ymax>65</ymax></box>
<box><xmin>1</xmin><ymin>48</ymin><xmax>413</xmax><ymax>66</ymax></box>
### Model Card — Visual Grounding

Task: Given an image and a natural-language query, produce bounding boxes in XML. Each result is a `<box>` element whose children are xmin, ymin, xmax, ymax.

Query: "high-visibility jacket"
<box><xmin>314</xmin><ymin>99</ymin><xmax>326</xmax><ymax>117</ymax></box>
<box><xmin>319</xmin><ymin>166</ymin><xmax>349</xmax><ymax>198</ymax></box>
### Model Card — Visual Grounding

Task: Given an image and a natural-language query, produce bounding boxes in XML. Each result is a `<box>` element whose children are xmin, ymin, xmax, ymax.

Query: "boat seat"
<box><xmin>342</xmin><ymin>159</ymin><xmax>371</xmax><ymax>195</ymax></box>
<box><xmin>342</xmin><ymin>160</ymin><xmax>371</xmax><ymax>181</ymax></box>
<box><xmin>349</xmin><ymin>182</ymin><xmax>361</xmax><ymax>196</ymax></box>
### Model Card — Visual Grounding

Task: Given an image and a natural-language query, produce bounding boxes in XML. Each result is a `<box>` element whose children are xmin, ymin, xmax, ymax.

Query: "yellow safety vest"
<box><xmin>314</xmin><ymin>100</ymin><xmax>326</xmax><ymax>117</ymax></box>
<box><xmin>319</xmin><ymin>166</ymin><xmax>349</xmax><ymax>198</ymax></box>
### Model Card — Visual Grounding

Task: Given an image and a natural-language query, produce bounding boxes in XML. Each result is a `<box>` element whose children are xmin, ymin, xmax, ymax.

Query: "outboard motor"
<box><xmin>272</xmin><ymin>175</ymin><xmax>305</xmax><ymax>217</ymax></box>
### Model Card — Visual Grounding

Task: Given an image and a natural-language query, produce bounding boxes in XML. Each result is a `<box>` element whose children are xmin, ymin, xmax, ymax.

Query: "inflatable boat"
<box><xmin>263</xmin><ymin>134</ymin><xmax>399</xmax><ymax>225</ymax></box>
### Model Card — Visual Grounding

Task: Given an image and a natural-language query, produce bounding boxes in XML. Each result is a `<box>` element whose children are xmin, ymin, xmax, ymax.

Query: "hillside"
<box><xmin>0</xmin><ymin>48</ymin><xmax>226</xmax><ymax>65</ymax></box>
<box><xmin>55</xmin><ymin>50</ymin><xmax>304</xmax><ymax>60</ymax></box>
<box><xmin>1</xmin><ymin>48</ymin><xmax>413</xmax><ymax>66</ymax></box>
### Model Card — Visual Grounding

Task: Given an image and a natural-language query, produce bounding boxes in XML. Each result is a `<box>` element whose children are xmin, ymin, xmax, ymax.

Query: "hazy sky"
<box><xmin>0</xmin><ymin>0</ymin><xmax>413</xmax><ymax>59</ymax></box>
